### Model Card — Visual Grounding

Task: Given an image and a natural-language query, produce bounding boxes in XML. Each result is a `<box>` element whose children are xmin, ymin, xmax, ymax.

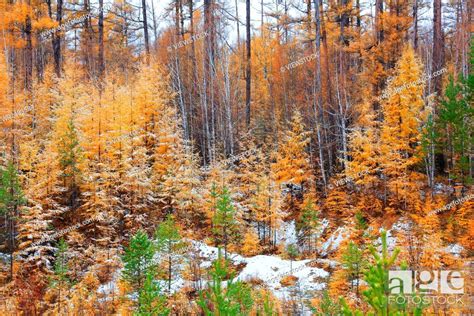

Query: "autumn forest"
<box><xmin>0</xmin><ymin>0</ymin><xmax>472</xmax><ymax>314</ymax></box>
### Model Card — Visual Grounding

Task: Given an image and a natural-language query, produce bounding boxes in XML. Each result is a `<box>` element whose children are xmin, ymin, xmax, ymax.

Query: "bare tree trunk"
<box><xmin>375</xmin><ymin>0</ymin><xmax>384</xmax><ymax>43</ymax></box>
<box><xmin>339</xmin><ymin>0</ymin><xmax>349</xmax><ymax>45</ymax></box>
<box><xmin>175</xmin><ymin>0</ymin><xmax>181</xmax><ymax>36</ymax></box>
<box><xmin>150</xmin><ymin>0</ymin><xmax>158</xmax><ymax>49</ymax></box>
<box><xmin>356</xmin><ymin>0</ymin><xmax>361</xmax><ymax>28</ymax></box>
<box><xmin>313</xmin><ymin>0</ymin><xmax>327</xmax><ymax>188</ymax></box>
<box><xmin>83</xmin><ymin>0</ymin><xmax>94</xmax><ymax>77</ymax></box>
<box><xmin>142</xmin><ymin>0</ymin><xmax>150</xmax><ymax>63</ymax></box>
<box><xmin>235</xmin><ymin>0</ymin><xmax>241</xmax><ymax>48</ymax></box>
<box><xmin>413</xmin><ymin>0</ymin><xmax>418</xmax><ymax>49</ymax></box>
<box><xmin>187</xmin><ymin>0</ymin><xmax>198</xmax><ymax>142</ymax></box>
<box><xmin>335</xmin><ymin>73</ymin><xmax>349</xmax><ymax>171</ymax></box>
<box><xmin>53</xmin><ymin>0</ymin><xmax>63</xmax><ymax>77</ymax></box>
<box><xmin>203</xmin><ymin>0</ymin><xmax>215</xmax><ymax>163</ymax></box>
<box><xmin>245</xmin><ymin>0</ymin><xmax>251</xmax><ymax>128</ymax></box>
<box><xmin>432</xmin><ymin>0</ymin><xmax>444</xmax><ymax>97</ymax></box>
<box><xmin>25</xmin><ymin>6</ymin><xmax>33</xmax><ymax>91</ymax></box>
<box><xmin>98</xmin><ymin>0</ymin><xmax>105</xmax><ymax>79</ymax></box>
<box><xmin>221</xmin><ymin>54</ymin><xmax>234</xmax><ymax>156</ymax></box>
<box><xmin>320</xmin><ymin>0</ymin><xmax>333</xmax><ymax>106</ymax></box>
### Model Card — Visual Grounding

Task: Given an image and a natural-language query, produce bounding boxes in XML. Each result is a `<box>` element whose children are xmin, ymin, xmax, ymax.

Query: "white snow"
<box><xmin>320</xmin><ymin>226</ymin><xmax>347</xmax><ymax>256</ymax></box>
<box><xmin>188</xmin><ymin>240</ymin><xmax>330</xmax><ymax>299</ymax></box>
<box><xmin>235</xmin><ymin>254</ymin><xmax>328</xmax><ymax>299</ymax></box>
<box><xmin>445</xmin><ymin>243</ymin><xmax>464</xmax><ymax>257</ymax></box>
<box><xmin>276</xmin><ymin>220</ymin><xmax>298</xmax><ymax>246</ymax></box>
<box><xmin>97</xmin><ymin>238</ymin><xmax>330</xmax><ymax>301</ymax></box>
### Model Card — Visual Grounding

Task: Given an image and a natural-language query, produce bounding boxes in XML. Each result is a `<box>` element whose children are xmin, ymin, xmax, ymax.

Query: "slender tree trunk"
<box><xmin>245</xmin><ymin>0</ymin><xmax>251</xmax><ymax>128</ymax></box>
<box><xmin>83</xmin><ymin>0</ymin><xmax>94</xmax><ymax>77</ymax></box>
<box><xmin>235</xmin><ymin>0</ymin><xmax>241</xmax><ymax>48</ymax></box>
<box><xmin>375</xmin><ymin>0</ymin><xmax>384</xmax><ymax>43</ymax></box>
<box><xmin>142</xmin><ymin>0</ymin><xmax>150</xmax><ymax>63</ymax></box>
<box><xmin>356</xmin><ymin>0</ymin><xmax>361</xmax><ymax>28</ymax></box>
<box><xmin>98</xmin><ymin>0</ymin><xmax>105</xmax><ymax>79</ymax></box>
<box><xmin>53</xmin><ymin>0</ymin><xmax>63</xmax><ymax>77</ymax></box>
<box><xmin>413</xmin><ymin>0</ymin><xmax>418</xmax><ymax>49</ymax></box>
<box><xmin>320</xmin><ymin>0</ymin><xmax>332</xmax><ymax>104</ymax></box>
<box><xmin>339</xmin><ymin>0</ymin><xmax>349</xmax><ymax>45</ymax></box>
<box><xmin>313</xmin><ymin>0</ymin><xmax>327</xmax><ymax>188</ymax></box>
<box><xmin>203</xmin><ymin>0</ymin><xmax>215</xmax><ymax>163</ymax></box>
<box><xmin>25</xmin><ymin>9</ymin><xmax>33</xmax><ymax>90</ymax></box>
<box><xmin>432</xmin><ymin>0</ymin><xmax>444</xmax><ymax>97</ymax></box>
<box><xmin>168</xmin><ymin>241</ymin><xmax>172</xmax><ymax>293</ymax></box>
<box><xmin>188</xmin><ymin>0</ymin><xmax>198</xmax><ymax>144</ymax></box>
<box><xmin>151</xmin><ymin>0</ymin><xmax>158</xmax><ymax>49</ymax></box>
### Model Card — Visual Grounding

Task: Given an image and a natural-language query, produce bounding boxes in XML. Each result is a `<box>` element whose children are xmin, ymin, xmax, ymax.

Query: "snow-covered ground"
<box><xmin>190</xmin><ymin>240</ymin><xmax>330</xmax><ymax>299</ymax></box>
<box><xmin>97</xmin><ymin>239</ymin><xmax>331</xmax><ymax>302</ymax></box>
<box><xmin>97</xmin><ymin>216</ymin><xmax>467</xmax><ymax>306</ymax></box>
<box><xmin>235</xmin><ymin>254</ymin><xmax>329</xmax><ymax>299</ymax></box>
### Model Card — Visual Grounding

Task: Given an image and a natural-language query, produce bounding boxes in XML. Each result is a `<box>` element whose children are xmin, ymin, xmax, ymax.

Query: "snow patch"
<box><xmin>235</xmin><ymin>255</ymin><xmax>329</xmax><ymax>299</ymax></box>
<box><xmin>320</xmin><ymin>227</ymin><xmax>347</xmax><ymax>256</ymax></box>
<box><xmin>445</xmin><ymin>244</ymin><xmax>464</xmax><ymax>257</ymax></box>
<box><xmin>97</xmin><ymin>238</ymin><xmax>330</xmax><ymax>300</ymax></box>
<box><xmin>276</xmin><ymin>220</ymin><xmax>298</xmax><ymax>246</ymax></box>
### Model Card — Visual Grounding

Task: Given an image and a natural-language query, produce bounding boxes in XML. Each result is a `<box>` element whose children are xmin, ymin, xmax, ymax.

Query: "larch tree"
<box><xmin>198</xmin><ymin>251</ymin><xmax>254</xmax><ymax>315</ymax></box>
<box><xmin>241</xmin><ymin>229</ymin><xmax>261</xmax><ymax>256</ymax></box>
<box><xmin>212</xmin><ymin>186</ymin><xmax>239</xmax><ymax>259</ymax></box>
<box><xmin>347</xmin><ymin>98</ymin><xmax>381</xmax><ymax>192</ymax></box>
<box><xmin>435</xmin><ymin>74</ymin><xmax>473</xmax><ymax>184</ymax></box>
<box><xmin>252</xmin><ymin>171</ymin><xmax>285</xmax><ymax>247</ymax></box>
<box><xmin>58</xmin><ymin>119</ymin><xmax>82</xmax><ymax>209</ymax></box>
<box><xmin>122</xmin><ymin>230</ymin><xmax>156</xmax><ymax>293</ymax></box>
<box><xmin>0</xmin><ymin>162</ymin><xmax>26</xmax><ymax>281</ymax></box>
<box><xmin>379</xmin><ymin>45</ymin><xmax>426</xmax><ymax>210</ymax></box>
<box><xmin>49</xmin><ymin>238</ymin><xmax>70</xmax><ymax>314</ymax></box>
<box><xmin>271</xmin><ymin>111</ymin><xmax>312</xmax><ymax>209</ymax></box>
<box><xmin>137</xmin><ymin>272</ymin><xmax>169</xmax><ymax>315</ymax></box>
<box><xmin>154</xmin><ymin>215</ymin><xmax>184</xmax><ymax>294</ymax></box>
<box><xmin>233</xmin><ymin>140</ymin><xmax>267</xmax><ymax>224</ymax></box>
<box><xmin>296</xmin><ymin>197</ymin><xmax>319</xmax><ymax>254</ymax></box>
<box><xmin>341</xmin><ymin>241</ymin><xmax>367</xmax><ymax>300</ymax></box>
<box><xmin>16</xmin><ymin>203</ymin><xmax>55</xmax><ymax>269</ymax></box>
